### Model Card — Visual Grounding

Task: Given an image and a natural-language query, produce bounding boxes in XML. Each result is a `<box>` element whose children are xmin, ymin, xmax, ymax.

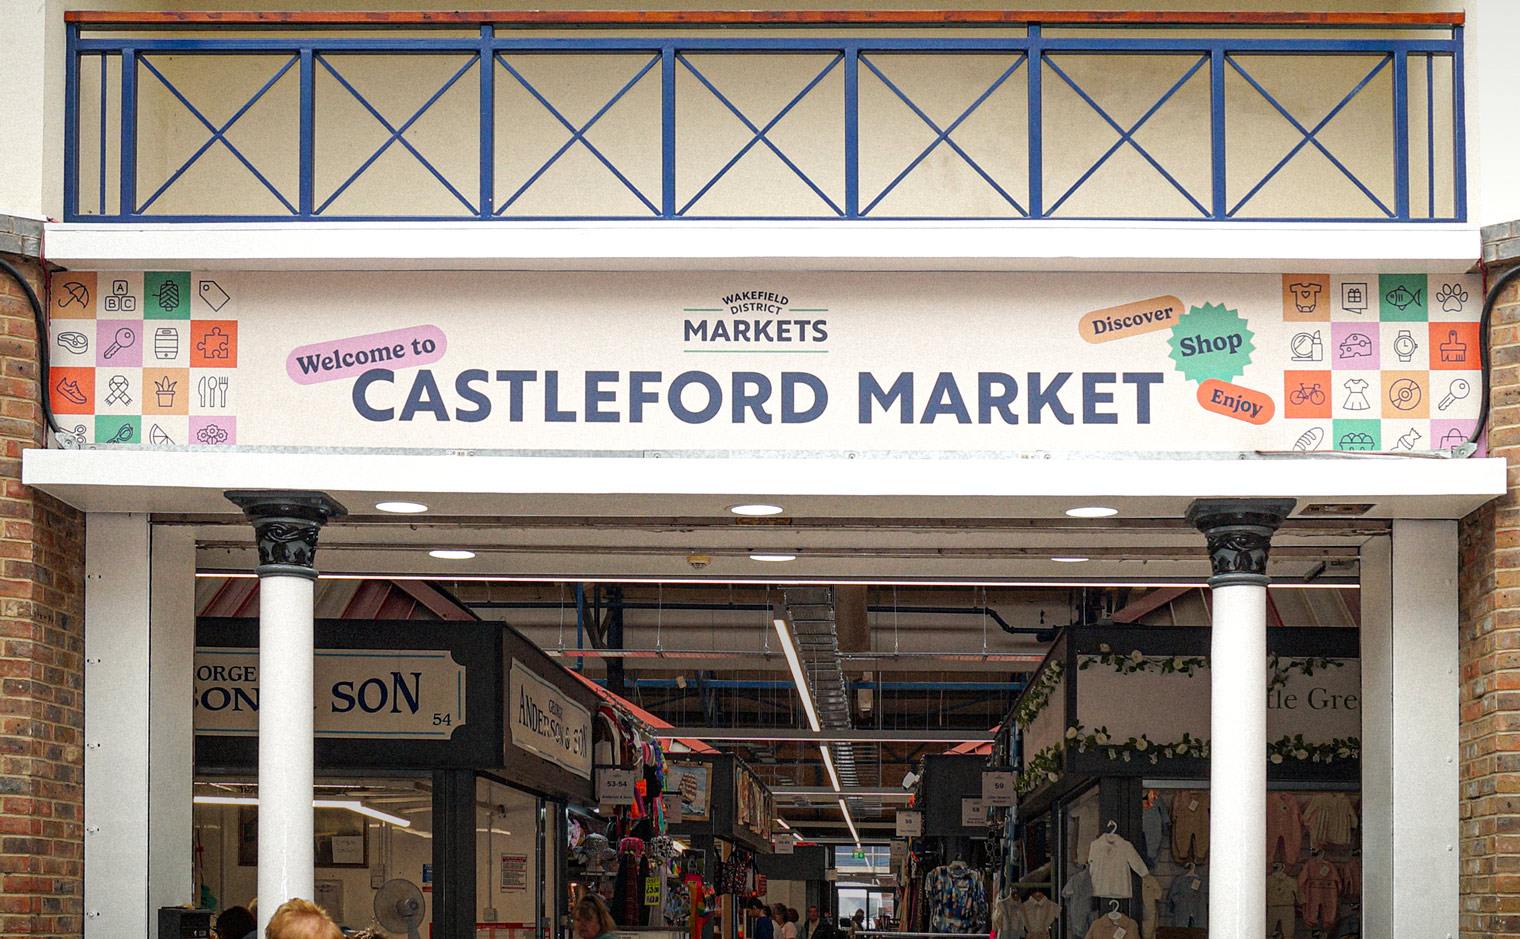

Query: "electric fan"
<box><xmin>373</xmin><ymin>878</ymin><xmax>426</xmax><ymax>939</ymax></box>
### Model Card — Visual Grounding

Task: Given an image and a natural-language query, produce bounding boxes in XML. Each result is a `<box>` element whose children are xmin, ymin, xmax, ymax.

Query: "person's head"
<box><xmin>807</xmin><ymin>907</ymin><xmax>819</xmax><ymax>923</ymax></box>
<box><xmin>852</xmin><ymin>910</ymin><xmax>865</xmax><ymax>923</ymax></box>
<box><xmin>264</xmin><ymin>899</ymin><xmax>340</xmax><ymax>939</ymax></box>
<box><xmin>786</xmin><ymin>909</ymin><xmax>799</xmax><ymax>924</ymax></box>
<box><xmin>216</xmin><ymin>906</ymin><xmax>256</xmax><ymax>939</ymax></box>
<box><xmin>574</xmin><ymin>894</ymin><xmax>617</xmax><ymax>939</ymax></box>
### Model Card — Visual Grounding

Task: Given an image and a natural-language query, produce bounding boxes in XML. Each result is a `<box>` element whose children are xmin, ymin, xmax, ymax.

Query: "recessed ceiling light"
<box><xmin>376</xmin><ymin>501</ymin><xmax>429</xmax><ymax>514</ymax></box>
<box><xmin>429</xmin><ymin>549</ymin><xmax>476</xmax><ymax>560</ymax></box>
<box><xmin>1051</xmin><ymin>557</ymin><xmax>1089</xmax><ymax>563</ymax></box>
<box><xmin>1065</xmin><ymin>506</ymin><xmax>1118</xmax><ymax>518</ymax></box>
<box><xmin>750</xmin><ymin>554</ymin><xmax>797</xmax><ymax>562</ymax></box>
<box><xmin>729</xmin><ymin>503</ymin><xmax>785</xmax><ymax>516</ymax></box>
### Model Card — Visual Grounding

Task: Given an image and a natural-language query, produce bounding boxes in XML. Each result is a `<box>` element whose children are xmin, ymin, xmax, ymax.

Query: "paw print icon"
<box><xmin>1436</xmin><ymin>283</ymin><xmax>1469</xmax><ymax>313</ymax></box>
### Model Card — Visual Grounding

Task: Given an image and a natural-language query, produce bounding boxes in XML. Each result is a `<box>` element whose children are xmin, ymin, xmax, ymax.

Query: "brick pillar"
<box><xmin>1461</xmin><ymin>269</ymin><xmax>1520</xmax><ymax>938</ymax></box>
<box><xmin>0</xmin><ymin>254</ymin><xmax>86</xmax><ymax>938</ymax></box>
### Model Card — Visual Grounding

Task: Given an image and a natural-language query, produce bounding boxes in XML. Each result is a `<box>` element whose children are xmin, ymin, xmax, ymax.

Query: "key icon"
<box><xmin>103</xmin><ymin>326</ymin><xmax>135</xmax><ymax>360</ymax></box>
<box><xmin>1438</xmin><ymin>378</ymin><xmax>1471</xmax><ymax>411</ymax></box>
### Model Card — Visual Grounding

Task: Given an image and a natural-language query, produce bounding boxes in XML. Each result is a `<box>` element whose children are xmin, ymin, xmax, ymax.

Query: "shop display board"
<box><xmin>1011</xmin><ymin>625</ymin><xmax>1360</xmax><ymax>804</ymax></box>
<box><xmin>665</xmin><ymin>754</ymin><xmax>774</xmax><ymax>854</ymax></box>
<box><xmin>194</xmin><ymin>616</ymin><xmax>598</xmax><ymax>804</ymax></box>
<box><xmin>47</xmin><ymin>270</ymin><xmax>1482</xmax><ymax>454</ymax></box>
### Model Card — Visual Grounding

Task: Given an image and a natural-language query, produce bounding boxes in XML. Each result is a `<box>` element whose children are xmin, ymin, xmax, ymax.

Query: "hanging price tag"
<box><xmin>895</xmin><ymin>810</ymin><xmax>923</xmax><ymax>837</ymax></box>
<box><xmin>598</xmin><ymin>767</ymin><xmax>637</xmax><ymax>805</ymax></box>
<box><xmin>982</xmin><ymin>771</ymin><xmax>1016</xmax><ymax>807</ymax></box>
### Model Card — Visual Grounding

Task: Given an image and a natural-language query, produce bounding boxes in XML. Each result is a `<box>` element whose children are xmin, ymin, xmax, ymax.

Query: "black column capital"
<box><xmin>225</xmin><ymin>490</ymin><xmax>348</xmax><ymax>579</ymax></box>
<box><xmin>1185</xmin><ymin>498</ymin><xmax>1296</xmax><ymax>587</ymax></box>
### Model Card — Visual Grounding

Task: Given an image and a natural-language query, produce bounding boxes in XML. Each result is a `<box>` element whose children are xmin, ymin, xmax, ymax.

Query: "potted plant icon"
<box><xmin>154</xmin><ymin>376</ymin><xmax>178</xmax><ymax>408</ymax></box>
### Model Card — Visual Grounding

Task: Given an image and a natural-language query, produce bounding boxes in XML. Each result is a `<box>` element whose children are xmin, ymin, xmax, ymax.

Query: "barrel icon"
<box><xmin>154</xmin><ymin>327</ymin><xmax>179</xmax><ymax>360</ymax></box>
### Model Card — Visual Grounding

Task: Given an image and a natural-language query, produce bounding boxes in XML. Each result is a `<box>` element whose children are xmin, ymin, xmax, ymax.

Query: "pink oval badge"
<box><xmin>287</xmin><ymin>325</ymin><xmax>447</xmax><ymax>385</ymax></box>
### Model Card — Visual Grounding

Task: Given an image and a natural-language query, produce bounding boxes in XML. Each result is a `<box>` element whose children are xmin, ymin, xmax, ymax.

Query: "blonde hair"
<box><xmin>265</xmin><ymin>899</ymin><xmax>342</xmax><ymax>939</ymax></box>
<box><xmin>576</xmin><ymin>894</ymin><xmax>618</xmax><ymax>935</ymax></box>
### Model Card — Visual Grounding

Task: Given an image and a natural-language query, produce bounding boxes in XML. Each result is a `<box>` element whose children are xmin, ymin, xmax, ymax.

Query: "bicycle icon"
<box><xmin>1289</xmin><ymin>382</ymin><xmax>1326</xmax><ymax>407</ymax></box>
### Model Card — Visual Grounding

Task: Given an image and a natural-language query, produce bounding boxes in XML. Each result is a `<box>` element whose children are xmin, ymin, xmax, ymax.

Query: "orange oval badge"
<box><xmin>1079</xmin><ymin>296</ymin><xmax>1184</xmax><ymax>343</ymax></box>
<box><xmin>1198</xmin><ymin>380</ymin><xmax>1275</xmax><ymax>425</ymax></box>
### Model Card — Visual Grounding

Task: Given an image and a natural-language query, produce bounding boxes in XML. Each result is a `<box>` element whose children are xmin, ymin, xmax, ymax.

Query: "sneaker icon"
<box><xmin>55</xmin><ymin>378</ymin><xmax>87</xmax><ymax>406</ymax></box>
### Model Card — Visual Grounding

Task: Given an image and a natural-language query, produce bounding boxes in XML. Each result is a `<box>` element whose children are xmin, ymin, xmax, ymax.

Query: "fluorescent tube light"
<box><xmin>774</xmin><ymin>617</ymin><xmax>821</xmax><ymax>733</ymax></box>
<box><xmin>838</xmin><ymin>798</ymin><xmax>861</xmax><ymax>848</ymax></box>
<box><xmin>193</xmin><ymin>795</ymin><xmax>412</xmax><ymax>828</ymax></box>
<box><xmin>820</xmin><ymin>745</ymin><xmax>842</xmax><ymax>792</ymax></box>
<box><xmin>776</xmin><ymin>818</ymin><xmax>792</xmax><ymax>831</ymax></box>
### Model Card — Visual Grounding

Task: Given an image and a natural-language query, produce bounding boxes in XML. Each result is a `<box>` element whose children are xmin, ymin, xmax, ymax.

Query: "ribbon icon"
<box><xmin>104</xmin><ymin>375</ymin><xmax>132</xmax><ymax>406</ymax></box>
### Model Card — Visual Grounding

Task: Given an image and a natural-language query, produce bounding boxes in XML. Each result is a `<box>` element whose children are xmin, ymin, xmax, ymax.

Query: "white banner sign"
<box><xmin>982</xmin><ymin>770</ymin><xmax>1017</xmax><ymax>807</ymax></box>
<box><xmin>598</xmin><ymin>767</ymin><xmax>638</xmax><ymax>805</ymax></box>
<box><xmin>509</xmin><ymin>661</ymin><xmax>592</xmax><ymax>778</ymax></box>
<box><xmin>49</xmin><ymin>271</ymin><xmax>1482</xmax><ymax>455</ymax></box>
<box><xmin>193</xmin><ymin>647</ymin><xmax>466</xmax><ymax>738</ymax></box>
<box><xmin>895</xmin><ymin>810</ymin><xmax>923</xmax><ymax>837</ymax></box>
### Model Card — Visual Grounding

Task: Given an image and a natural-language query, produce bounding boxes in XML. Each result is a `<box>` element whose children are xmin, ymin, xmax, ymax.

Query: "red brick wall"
<box><xmin>0</xmin><ymin>256</ymin><xmax>86</xmax><ymax>938</ymax></box>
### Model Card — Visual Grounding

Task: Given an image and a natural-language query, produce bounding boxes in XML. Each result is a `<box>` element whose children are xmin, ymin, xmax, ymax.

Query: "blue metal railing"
<box><xmin>64</xmin><ymin>22</ymin><xmax>1466</xmax><ymax>223</ymax></box>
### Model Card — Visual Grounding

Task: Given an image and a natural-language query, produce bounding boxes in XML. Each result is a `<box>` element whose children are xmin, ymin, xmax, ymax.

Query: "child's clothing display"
<box><xmin>1170</xmin><ymin>791</ymin><xmax>1210</xmax><ymax>863</ymax></box>
<box><xmin>1085</xmin><ymin>833</ymin><xmax>1148</xmax><ymax>898</ymax></box>
<box><xmin>1140</xmin><ymin>797</ymin><xmax>1168</xmax><ymax>866</ymax></box>
<box><xmin>1298</xmin><ymin>856</ymin><xmax>1343</xmax><ymax>927</ymax></box>
<box><xmin>1081</xmin><ymin>914</ymin><xmax>1139</xmax><ymax>939</ymax></box>
<box><xmin>1267</xmin><ymin>791</ymin><xmax>1305</xmax><ymax>865</ymax></box>
<box><xmin>1165</xmin><ymin>870</ymin><xmax>1207</xmax><ymax>928</ymax></box>
<box><xmin>1303</xmin><ymin>793</ymin><xmax>1358</xmax><ymax>847</ymax></box>
<box><xmin>1139</xmin><ymin>875</ymin><xmax>1163</xmax><ymax>939</ymax></box>
<box><xmin>991</xmin><ymin>891</ymin><xmax>1025</xmax><ymax>939</ymax></box>
<box><xmin>1266</xmin><ymin>870</ymin><xmax>1301</xmax><ymax>939</ymax></box>
<box><xmin>1020</xmin><ymin>896</ymin><xmax>1060</xmax><ymax>939</ymax></box>
<box><xmin>1060</xmin><ymin>864</ymin><xmax>1094</xmax><ymax>939</ymax></box>
<box><xmin>925</xmin><ymin>861</ymin><xmax>989</xmax><ymax>934</ymax></box>
<box><xmin>1340</xmin><ymin>856</ymin><xmax>1362</xmax><ymax>897</ymax></box>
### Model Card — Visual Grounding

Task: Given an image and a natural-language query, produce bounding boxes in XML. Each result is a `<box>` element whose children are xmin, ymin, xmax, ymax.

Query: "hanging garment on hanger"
<box><xmin>1019</xmin><ymin>896</ymin><xmax>1060</xmax><ymax>939</ymax></box>
<box><xmin>1060</xmin><ymin>865</ymin><xmax>1094</xmax><ymax>939</ymax></box>
<box><xmin>1139</xmin><ymin>875</ymin><xmax>1163</xmax><ymax>939</ymax></box>
<box><xmin>1303</xmin><ymin>793</ymin><xmax>1359</xmax><ymax>847</ymax></box>
<box><xmin>1340</xmin><ymin>857</ymin><xmax>1362</xmax><ymax>897</ymax></box>
<box><xmin>1140</xmin><ymin>798</ymin><xmax>1168</xmax><ymax>866</ymax></box>
<box><xmin>1298</xmin><ymin>857</ymin><xmax>1342</xmax><ymax>927</ymax></box>
<box><xmin>1267</xmin><ymin>870</ymin><xmax>1301</xmax><ymax>939</ymax></box>
<box><xmin>992</xmin><ymin>892</ymin><xmax>1026</xmax><ymax>939</ymax></box>
<box><xmin>1081</xmin><ymin>913</ymin><xmax>1139</xmax><ymax>939</ymax></box>
<box><xmin>1085</xmin><ymin>833</ymin><xmax>1149</xmax><ymax>899</ymax></box>
<box><xmin>1166</xmin><ymin>870</ymin><xmax>1207</xmax><ymax>928</ymax></box>
<box><xmin>925</xmin><ymin>862</ymin><xmax>988</xmax><ymax>933</ymax></box>
<box><xmin>1170</xmin><ymin>791</ymin><xmax>1210</xmax><ymax>863</ymax></box>
<box><xmin>1267</xmin><ymin>792</ymin><xmax>1305</xmax><ymax>866</ymax></box>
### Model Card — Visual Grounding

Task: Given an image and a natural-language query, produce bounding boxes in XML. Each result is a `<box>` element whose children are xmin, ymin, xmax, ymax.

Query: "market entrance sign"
<box><xmin>50</xmin><ymin>271</ymin><xmax>1482</xmax><ymax>454</ymax></box>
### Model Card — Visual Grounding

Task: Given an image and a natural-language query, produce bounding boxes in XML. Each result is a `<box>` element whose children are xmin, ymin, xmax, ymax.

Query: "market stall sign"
<box><xmin>597</xmin><ymin>767</ymin><xmax>638</xmax><ymax>805</ymax></box>
<box><xmin>894</xmin><ymin>810</ymin><xmax>923</xmax><ymax>837</ymax></box>
<box><xmin>508</xmin><ymin>660</ymin><xmax>592</xmax><ymax>778</ymax></box>
<box><xmin>981</xmin><ymin>770</ymin><xmax>1016</xmax><ymax>807</ymax></box>
<box><xmin>193</xmin><ymin>647</ymin><xmax>466</xmax><ymax>739</ymax></box>
<box><xmin>50</xmin><ymin>271</ymin><xmax>1483</xmax><ymax>455</ymax></box>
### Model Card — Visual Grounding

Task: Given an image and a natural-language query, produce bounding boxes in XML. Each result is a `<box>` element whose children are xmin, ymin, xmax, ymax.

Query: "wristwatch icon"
<box><xmin>1394</xmin><ymin>329</ymin><xmax>1418</xmax><ymax>363</ymax></box>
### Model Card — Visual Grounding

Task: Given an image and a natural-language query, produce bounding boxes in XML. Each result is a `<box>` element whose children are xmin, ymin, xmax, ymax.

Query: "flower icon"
<box><xmin>1436</xmin><ymin>283</ymin><xmax>1469</xmax><ymax>313</ymax></box>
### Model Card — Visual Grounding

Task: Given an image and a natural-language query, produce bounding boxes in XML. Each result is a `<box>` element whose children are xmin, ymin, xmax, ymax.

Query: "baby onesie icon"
<box><xmin>1343</xmin><ymin>377</ymin><xmax>1371</xmax><ymax>411</ymax></box>
<box><xmin>1288</xmin><ymin>281</ymin><xmax>1324</xmax><ymax>314</ymax></box>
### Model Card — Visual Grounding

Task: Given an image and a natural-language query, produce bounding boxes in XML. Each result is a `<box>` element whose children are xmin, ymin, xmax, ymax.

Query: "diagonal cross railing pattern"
<box><xmin>65</xmin><ymin>21</ymin><xmax>1466</xmax><ymax>222</ymax></box>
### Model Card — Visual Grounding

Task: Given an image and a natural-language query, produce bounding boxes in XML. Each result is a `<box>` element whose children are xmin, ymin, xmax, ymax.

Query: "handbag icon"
<box><xmin>1440</xmin><ymin>428</ymin><xmax>1468</xmax><ymax>448</ymax></box>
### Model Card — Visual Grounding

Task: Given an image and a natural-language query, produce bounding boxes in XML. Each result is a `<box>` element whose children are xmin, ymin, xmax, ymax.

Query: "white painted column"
<box><xmin>1359</xmin><ymin>534</ymin><xmax>1393</xmax><ymax>939</ymax></box>
<box><xmin>148</xmin><ymin>525</ymin><xmax>197</xmax><ymax>913</ymax></box>
<box><xmin>83</xmin><ymin>513</ymin><xmax>151</xmax><ymax>939</ymax></box>
<box><xmin>225</xmin><ymin>491</ymin><xmax>346</xmax><ymax>934</ymax></box>
<box><xmin>1390</xmin><ymin>520</ymin><xmax>1459</xmax><ymax>939</ymax></box>
<box><xmin>1468</xmin><ymin>0</ymin><xmax>1520</xmax><ymax>227</ymax></box>
<box><xmin>1187</xmin><ymin>499</ymin><xmax>1293</xmax><ymax>939</ymax></box>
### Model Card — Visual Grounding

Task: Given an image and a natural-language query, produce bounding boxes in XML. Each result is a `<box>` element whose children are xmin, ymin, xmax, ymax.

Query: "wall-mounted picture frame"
<box><xmin>666</xmin><ymin>761</ymin><xmax>711</xmax><ymax>822</ymax></box>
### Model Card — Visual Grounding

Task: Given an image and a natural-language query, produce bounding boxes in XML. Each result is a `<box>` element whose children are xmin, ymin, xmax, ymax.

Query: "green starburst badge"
<box><xmin>1167</xmin><ymin>302</ymin><xmax>1255</xmax><ymax>383</ymax></box>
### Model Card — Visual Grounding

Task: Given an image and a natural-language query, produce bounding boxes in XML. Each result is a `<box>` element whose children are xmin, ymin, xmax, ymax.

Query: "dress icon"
<box><xmin>1342</xmin><ymin>378</ymin><xmax>1370</xmax><ymax>411</ymax></box>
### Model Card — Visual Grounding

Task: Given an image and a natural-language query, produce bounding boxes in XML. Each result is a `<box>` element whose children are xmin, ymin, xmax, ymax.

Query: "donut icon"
<box><xmin>1388</xmin><ymin>378</ymin><xmax>1422</xmax><ymax>412</ymax></box>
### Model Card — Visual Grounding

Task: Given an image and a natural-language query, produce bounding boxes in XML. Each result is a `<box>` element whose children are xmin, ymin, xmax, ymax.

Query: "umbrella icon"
<box><xmin>58</xmin><ymin>281</ymin><xmax>89</xmax><ymax>309</ymax></box>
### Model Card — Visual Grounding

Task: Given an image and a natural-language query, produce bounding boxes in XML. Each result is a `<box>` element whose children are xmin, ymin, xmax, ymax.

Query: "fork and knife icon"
<box><xmin>198</xmin><ymin>375</ymin><xmax>229</xmax><ymax>408</ymax></box>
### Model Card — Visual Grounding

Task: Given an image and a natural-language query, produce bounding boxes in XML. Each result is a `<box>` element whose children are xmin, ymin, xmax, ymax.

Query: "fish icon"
<box><xmin>1384</xmin><ymin>284</ymin><xmax>1423</xmax><ymax>311</ymax></box>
